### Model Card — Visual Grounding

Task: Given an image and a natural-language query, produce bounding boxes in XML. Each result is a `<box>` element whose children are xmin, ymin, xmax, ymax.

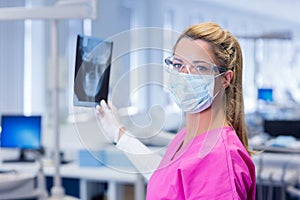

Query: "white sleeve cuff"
<box><xmin>116</xmin><ymin>133</ymin><xmax>152</xmax><ymax>154</ymax></box>
<box><xmin>116</xmin><ymin>132</ymin><xmax>162</xmax><ymax>181</ymax></box>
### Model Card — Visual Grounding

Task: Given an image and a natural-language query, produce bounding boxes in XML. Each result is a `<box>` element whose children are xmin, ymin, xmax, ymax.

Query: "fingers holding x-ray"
<box><xmin>96</xmin><ymin>100</ymin><xmax>121</xmax><ymax>143</ymax></box>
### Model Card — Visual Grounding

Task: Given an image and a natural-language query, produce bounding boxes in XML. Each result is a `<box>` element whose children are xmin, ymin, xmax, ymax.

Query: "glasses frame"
<box><xmin>164</xmin><ymin>56</ymin><xmax>228</xmax><ymax>75</ymax></box>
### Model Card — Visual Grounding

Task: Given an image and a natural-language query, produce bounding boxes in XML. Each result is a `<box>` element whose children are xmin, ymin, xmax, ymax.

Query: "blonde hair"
<box><xmin>175</xmin><ymin>22</ymin><xmax>252</xmax><ymax>155</ymax></box>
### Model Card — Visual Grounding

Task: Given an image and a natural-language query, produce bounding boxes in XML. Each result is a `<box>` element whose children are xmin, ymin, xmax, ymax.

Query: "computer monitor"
<box><xmin>0</xmin><ymin>115</ymin><xmax>42</xmax><ymax>162</ymax></box>
<box><xmin>258</xmin><ymin>88</ymin><xmax>273</xmax><ymax>102</ymax></box>
<box><xmin>73</xmin><ymin>34</ymin><xmax>113</xmax><ymax>107</ymax></box>
<box><xmin>264</xmin><ymin>120</ymin><xmax>300</xmax><ymax>138</ymax></box>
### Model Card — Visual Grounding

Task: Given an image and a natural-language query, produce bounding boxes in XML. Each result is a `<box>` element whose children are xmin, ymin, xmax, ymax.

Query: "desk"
<box><xmin>1</xmin><ymin>162</ymin><xmax>146</xmax><ymax>200</ymax></box>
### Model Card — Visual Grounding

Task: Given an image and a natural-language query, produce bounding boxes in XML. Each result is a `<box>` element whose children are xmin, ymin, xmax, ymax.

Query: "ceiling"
<box><xmin>199</xmin><ymin>0</ymin><xmax>300</xmax><ymax>25</ymax></box>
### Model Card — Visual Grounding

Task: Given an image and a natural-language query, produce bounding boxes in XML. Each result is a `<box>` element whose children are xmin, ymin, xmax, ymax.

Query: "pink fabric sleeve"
<box><xmin>231</xmin><ymin>148</ymin><xmax>256</xmax><ymax>200</ymax></box>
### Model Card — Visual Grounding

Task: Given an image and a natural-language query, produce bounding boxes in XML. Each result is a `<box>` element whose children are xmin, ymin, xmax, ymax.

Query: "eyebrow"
<box><xmin>174</xmin><ymin>57</ymin><xmax>212</xmax><ymax>65</ymax></box>
<box><xmin>192</xmin><ymin>60</ymin><xmax>211</xmax><ymax>65</ymax></box>
<box><xmin>173</xmin><ymin>57</ymin><xmax>183</xmax><ymax>62</ymax></box>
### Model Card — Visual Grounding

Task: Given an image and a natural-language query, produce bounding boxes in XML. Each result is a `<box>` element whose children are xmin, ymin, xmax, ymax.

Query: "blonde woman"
<box><xmin>97</xmin><ymin>22</ymin><xmax>256</xmax><ymax>199</ymax></box>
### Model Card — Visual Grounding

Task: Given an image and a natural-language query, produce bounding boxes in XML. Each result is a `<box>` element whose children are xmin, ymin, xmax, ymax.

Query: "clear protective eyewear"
<box><xmin>164</xmin><ymin>56</ymin><xmax>228</xmax><ymax>75</ymax></box>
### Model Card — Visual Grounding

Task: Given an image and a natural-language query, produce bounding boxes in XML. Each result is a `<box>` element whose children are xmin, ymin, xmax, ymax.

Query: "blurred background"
<box><xmin>1</xmin><ymin>0</ymin><xmax>300</xmax><ymax>199</ymax></box>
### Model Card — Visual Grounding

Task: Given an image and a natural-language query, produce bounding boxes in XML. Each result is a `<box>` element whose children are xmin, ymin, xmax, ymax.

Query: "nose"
<box><xmin>180</xmin><ymin>64</ymin><xmax>190</xmax><ymax>74</ymax></box>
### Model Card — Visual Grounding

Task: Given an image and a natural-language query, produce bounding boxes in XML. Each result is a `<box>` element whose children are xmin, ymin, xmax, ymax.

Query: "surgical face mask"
<box><xmin>165</xmin><ymin>68</ymin><xmax>223</xmax><ymax>114</ymax></box>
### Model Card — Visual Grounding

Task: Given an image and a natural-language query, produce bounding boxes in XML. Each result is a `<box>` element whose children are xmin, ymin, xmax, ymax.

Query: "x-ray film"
<box><xmin>73</xmin><ymin>35</ymin><xmax>113</xmax><ymax>107</ymax></box>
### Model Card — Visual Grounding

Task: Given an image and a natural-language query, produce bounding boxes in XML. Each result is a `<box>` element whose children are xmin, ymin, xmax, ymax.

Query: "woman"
<box><xmin>96</xmin><ymin>22</ymin><xmax>256</xmax><ymax>199</ymax></box>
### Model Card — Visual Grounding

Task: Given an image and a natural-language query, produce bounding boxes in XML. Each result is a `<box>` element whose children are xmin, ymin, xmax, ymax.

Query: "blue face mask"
<box><xmin>165</xmin><ymin>68</ymin><xmax>222</xmax><ymax>114</ymax></box>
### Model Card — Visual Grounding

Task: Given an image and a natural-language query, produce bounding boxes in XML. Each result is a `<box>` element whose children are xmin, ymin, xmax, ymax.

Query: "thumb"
<box><xmin>100</xmin><ymin>100</ymin><xmax>110</xmax><ymax>112</ymax></box>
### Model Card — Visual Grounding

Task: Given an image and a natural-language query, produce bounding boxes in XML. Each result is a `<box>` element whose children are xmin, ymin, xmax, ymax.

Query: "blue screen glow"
<box><xmin>258</xmin><ymin>88</ymin><xmax>273</xmax><ymax>102</ymax></box>
<box><xmin>0</xmin><ymin>115</ymin><xmax>41</xmax><ymax>149</ymax></box>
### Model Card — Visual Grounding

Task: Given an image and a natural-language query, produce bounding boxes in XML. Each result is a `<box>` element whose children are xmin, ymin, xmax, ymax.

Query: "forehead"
<box><xmin>174</xmin><ymin>37</ymin><xmax>214</xmax><ymax>63</ymax></box>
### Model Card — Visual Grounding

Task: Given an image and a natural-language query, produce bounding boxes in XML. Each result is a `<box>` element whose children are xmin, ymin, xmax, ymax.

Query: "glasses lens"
<box><xmin>190</xmin><ymin>61</ymin><xmax>215</xmax><ymax>75</ymax></box>
<box><xmin>164</xmin><ymin>56</ymin><xmax>226</xmax><ymax>75</ymax></box>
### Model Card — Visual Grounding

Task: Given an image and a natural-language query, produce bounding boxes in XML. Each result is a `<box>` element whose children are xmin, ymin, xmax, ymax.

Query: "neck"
<box><xmin>185</xmin><ymin>104</ymin><xmax>227</xmax><ymax>143</ymax></box>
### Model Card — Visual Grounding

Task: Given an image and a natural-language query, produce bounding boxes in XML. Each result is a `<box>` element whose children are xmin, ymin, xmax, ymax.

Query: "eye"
<box><xmin>195</xmin><ymin>65</ymin><xmax>209</xmax><ymax>72</ymax></box>
<box><xmin>173</xmin><ymin>62</ymin><xmax>183</xmax><ymax>69</ymax></box>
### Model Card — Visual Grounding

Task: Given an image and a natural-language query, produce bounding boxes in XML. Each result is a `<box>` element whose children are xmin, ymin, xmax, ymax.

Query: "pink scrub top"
<box><xmin>147</xmin><ymin>126</ymin><xmax>256</xmax><ymax>200</ymax></box>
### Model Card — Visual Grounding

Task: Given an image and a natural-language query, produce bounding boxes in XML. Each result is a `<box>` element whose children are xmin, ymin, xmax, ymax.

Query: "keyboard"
<box><xmin>0</xmin><ymin>169</ymin><xmax>17</xmax><ymax>174</ymax></box>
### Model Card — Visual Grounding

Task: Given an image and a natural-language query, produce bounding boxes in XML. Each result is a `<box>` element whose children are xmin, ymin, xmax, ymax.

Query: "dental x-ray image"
<box><xmin>73</xmin><ymin>35</ymin><xmax>113</xmax><ymax>107</ymax></box>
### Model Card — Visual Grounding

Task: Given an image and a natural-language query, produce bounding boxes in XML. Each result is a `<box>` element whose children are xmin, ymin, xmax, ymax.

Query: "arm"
<box><xmin>116</xmin><ymin>132</ymin><xmax>162</xmax><ymax>181</ymax></box>
<box><xmin>96</xmin><ymin>100</ymin><xmax>162</xmax><ymax>181</ymax></box>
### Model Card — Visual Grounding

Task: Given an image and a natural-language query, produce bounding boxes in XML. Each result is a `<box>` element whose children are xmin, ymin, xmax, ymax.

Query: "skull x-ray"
<box><xmin>73</xmin><ymin>35</ymin><xmax>113</xmax><ymax>107</ymax></box>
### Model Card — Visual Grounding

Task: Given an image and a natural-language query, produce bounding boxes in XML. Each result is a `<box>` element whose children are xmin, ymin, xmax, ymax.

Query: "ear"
<box><xmin>222</xmin><ymin>70</ymin><xmax>233</xmax><ymax>89</ymax></box>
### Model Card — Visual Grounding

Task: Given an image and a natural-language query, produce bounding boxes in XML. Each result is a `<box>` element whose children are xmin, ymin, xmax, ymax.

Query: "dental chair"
<box><xmin>255</xmin><ymin>153</ymin><xmax>300</xmax><ymax>200</ymax></box>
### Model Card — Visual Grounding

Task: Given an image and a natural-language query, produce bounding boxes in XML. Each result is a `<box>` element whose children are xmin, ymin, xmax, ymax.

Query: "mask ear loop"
<box><xmin>198</xmin><ymin>72</ymin><xmax>226</xmax><ymax>159</ymax></box>
<box><xmin>215</xmin><ymin>72</ymin><xmax>225</xmax><ymax>78</ymax></box>
<box><xmin>211</xmin><ymin>72</ymin><xmax>225</xmax><ymax>100</ymax></box>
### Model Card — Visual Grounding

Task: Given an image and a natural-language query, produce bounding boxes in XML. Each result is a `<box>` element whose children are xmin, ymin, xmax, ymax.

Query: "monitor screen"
<box><xmin>258</xmin><ymin>88</ymin><xmax>273</xmax><ymax>102</ymax></box>
<box><xmin>0</xmin><ymin>115</ymin><xmax>41</xmax><ymax>149</ymax></box>
<box><xmin>73</xmin><ymin>34</ymin><xmax>113</xmax><ymax>107</ymax></box>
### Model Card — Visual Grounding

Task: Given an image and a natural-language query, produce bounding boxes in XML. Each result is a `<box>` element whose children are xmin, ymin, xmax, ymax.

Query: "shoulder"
<box><xmin>220</xmin><ymin>127</ymin><xmax>255</xmax><ymax>172</ymax></box>
<box><xmin>218</xmin><ymin>127</ymin><xmax>255</xmax><ymax>179</ymax></box>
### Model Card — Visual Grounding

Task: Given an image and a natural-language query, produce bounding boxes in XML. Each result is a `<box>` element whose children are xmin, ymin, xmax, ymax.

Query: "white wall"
<box><xmin>0</xmin><ymin>0</ymin><xmax>25</xmax><ymax>115</ymax></box>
